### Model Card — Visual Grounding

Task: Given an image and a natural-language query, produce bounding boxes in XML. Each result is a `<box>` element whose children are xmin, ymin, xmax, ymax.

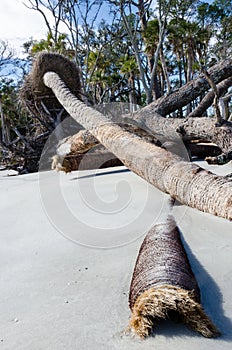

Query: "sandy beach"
<box><xmin>0</xmin><ymin>161</ymin><xmax>232</xmax><ymax>350</ymax></box>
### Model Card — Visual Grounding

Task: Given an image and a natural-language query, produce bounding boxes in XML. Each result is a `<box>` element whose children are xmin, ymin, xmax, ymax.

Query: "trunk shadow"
<box><xmin>70</xmin><ymin>167</ymin><xmax>130</xmax><ymax>181</ymax></box>
<box><xmin>179</xmin><ymin>231</ymin><xmax>232</xmax><ymax>342</ymax></box>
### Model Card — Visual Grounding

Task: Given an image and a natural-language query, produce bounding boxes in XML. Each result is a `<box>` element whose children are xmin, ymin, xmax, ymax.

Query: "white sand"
<box><xmin>0</xmin><ymin>161</ymin><xmax>232</xmax><ymax>350</ymax></box>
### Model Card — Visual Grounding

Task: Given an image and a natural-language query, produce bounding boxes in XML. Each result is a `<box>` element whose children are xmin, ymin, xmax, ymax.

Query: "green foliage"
<box><xmin>0</xmin><ymin>79</ymin><xmax>32</xmax><ymax>136</ymax></box>
<box><xmin>25</xmin><ymin>32</ymin><xmax>73</xmax><ymax>58</ymax></box>
<box><xmin>143</xmin><ymin>18</ymin><xmax>159</xmax><ymax>55</ymax></box>
<box><xmin>20</xmin><ymin>0</ymin><xmax>232</xmax><ymax>100</ymax></box>
<box><xmin>1</xmin><ymin>0</ymin><xmax>232</xmax><ymax>171</ymax></box>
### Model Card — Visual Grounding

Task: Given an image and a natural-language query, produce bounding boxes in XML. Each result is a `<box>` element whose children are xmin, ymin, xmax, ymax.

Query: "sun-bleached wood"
<box><xmin>43</xmin><ymin>71</ymin><xmax>232</xmax><ymax>220</ymax></box>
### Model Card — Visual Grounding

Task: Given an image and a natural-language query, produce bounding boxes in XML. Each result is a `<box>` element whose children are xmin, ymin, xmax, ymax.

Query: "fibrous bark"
<box><xmin>52</xmin><ymin>125</ymin><xmax>160</xmax><ymax>173</ymax></box>
<box><xmin>52</xmin><ymin>144</ymin><xmax>122</xmax><ymax>173</ymax></box>
<box><xmin>129</xmin><ymin>217</ymin><xmax>219</xmax><ymax>338</ymax></box>
<box><xmin>43</xmin><ymin>71</ymin><xmax>232</xmax><ymax>220</ymax></box>
<box><xmin>20</xmin><ymin>53</ymin><xmax>232</xmax><ymax>172</ymax></box>
<box><xmin>142</xmin><ymin>116</ymin><xmax>232</xmax><ymax>154</ymax></box>
<box><xmin>53</xmin><ymin>110</ymin><xmax>232</xmax><ymax>156</ymax></box>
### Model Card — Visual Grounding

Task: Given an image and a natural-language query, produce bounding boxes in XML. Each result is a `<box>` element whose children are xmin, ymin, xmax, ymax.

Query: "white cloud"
<box><xmin>0</xmin><ymin>0</ymin><xmax>51</xmax><ymax>56</ymax></box>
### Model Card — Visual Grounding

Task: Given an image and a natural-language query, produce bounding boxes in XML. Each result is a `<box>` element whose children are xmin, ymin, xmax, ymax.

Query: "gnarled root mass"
<box><xmin>128</xmin><ymin>217</ymin><xmax>219</xmax><ymax>338</ymax></box>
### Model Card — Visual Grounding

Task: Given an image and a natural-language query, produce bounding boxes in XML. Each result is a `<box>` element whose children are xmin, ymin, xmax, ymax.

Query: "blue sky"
<box><xmin>0</xmin><ymin>0</ymin><xmax>112</xmax><ymax>57</ymax></box>
<box><xmin>0</xmin><ymin>0</ymin><xmax>215</xmax><ymax>58</ymax></box>
<box><xmin>0</xmin><ymin>0</ymin><xmax>51</xmax><ymax>57</ymax></box>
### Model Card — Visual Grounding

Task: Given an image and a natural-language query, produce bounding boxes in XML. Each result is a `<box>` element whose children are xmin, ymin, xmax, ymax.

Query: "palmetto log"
<box><xmin>52</xmin><ymin>144</ymin><xmax>122</xmax><ymax>173</ymax></box>
<box><xmin>129</xmin><ymin>217</ymin><xmax>219</xmax><ymax>338</ymax></box>
<box><xmin>51</xmin><ymin>129</ymin><xmax>99</xmax><ymax>172</ymax></box>
<box><xmin>52</xmin><ymin>114</ymin><xmax>232</xmax><ymax>169</ymax></box>
<box><xmin>52</xmin><ymin>125</ymin><xmax>159</xmax><ymax>172</ymax></box>
<box><xmin>43</xmin><ymin>71</ymin><xmax>232</xmax><ymax>220</ymax></box>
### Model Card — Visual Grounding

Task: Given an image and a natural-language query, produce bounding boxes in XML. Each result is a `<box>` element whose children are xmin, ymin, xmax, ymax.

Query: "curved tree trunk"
<box><xmin>43</xmin><ymin>71</ymin><xmax>232</xmax><ymax>220</ymax></box>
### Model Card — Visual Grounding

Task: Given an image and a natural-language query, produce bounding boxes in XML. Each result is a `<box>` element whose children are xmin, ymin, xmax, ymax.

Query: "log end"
<box><xmin>129</xmin><ymin>285</ymin><xmax>220</xmax><ymax>339</ymax></box>
<box><xmin>51</xmin><ymin>155</ymin><xmax>72</xmax><ymax>173</ymax></box>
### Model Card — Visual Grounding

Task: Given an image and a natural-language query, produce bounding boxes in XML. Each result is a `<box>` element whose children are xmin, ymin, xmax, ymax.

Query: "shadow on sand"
<box><xmin>175</xmin><ymin>232</ymin><xmax>232</xmax><ymax>341</ymax></box>
<box><xmin>70</xmin><ymin>167</ymin><xmax>130</xmax><ymax>181</ymax></box>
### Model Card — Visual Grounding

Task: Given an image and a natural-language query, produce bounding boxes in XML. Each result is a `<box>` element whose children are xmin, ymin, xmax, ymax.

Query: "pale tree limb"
<box><xmin>202</xmin><ymin>69</ymin><xmax>222</xmax><ymax>125</ymax></box>
<box><xmin>51</xmin><ymin>129</ymin><xmax>99</xmax><ymax>172</ymax></box>
<box><xmin>141</xmin><ymin>116</ymin><xmax>232</xmax><ymax>154</ymax></box>
<box><xmin>187</xmin><ymin>77</ymin><xmax>232</xmax><ymax>119</ymax></box>
<box><xmin>52</xmin><ymin>113</ymin><xmax>232</xmax><ymax>170</ymax></box>
<box><xmin>52</xmin><ymin>124</ymin><xmax>160</xmax><ymax>172</ymax></box>
<box><xmin>141</xmin><ymin>58</ymin><xmax>232</xmax><ymax>117</ymax></box>
<box><xmin>43</xmin><ymin>71</ymin><xmax>232</xmax><ymax>220</ymax></box>
<box><xmin>51</xmin><ymin>69</ymin><xmax>232</xmax><ymax>167</ymax></box>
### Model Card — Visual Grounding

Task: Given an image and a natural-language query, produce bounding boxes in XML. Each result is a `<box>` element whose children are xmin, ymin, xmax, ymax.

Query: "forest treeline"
<box><xmin>0</xmin><ymin>0</ymin><xmax>231</xmax><ymax>172</ymax></box>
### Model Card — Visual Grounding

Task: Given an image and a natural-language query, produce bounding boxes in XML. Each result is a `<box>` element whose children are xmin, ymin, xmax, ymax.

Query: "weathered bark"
<box><xmin>187</xmin><ymin>77</ymin><xmax>232</xmax><ymax>118</ymax></box>
<box><xmin>52</xmin><ymin>97</ymin><xmax>232</xmax><ymax>167</ymax></box>
<box><xmin>43</xmin><ymin>71</ymin><xmax>232</xmax><ymax>220</ymax></box>
<box><xmin>137</xmin><ymin>58</ymin><xmax>232</xmax><ymax>117</ymax></box>
<box><xmin>52</xmin><ymin>146</ymin><xmax>122</xmax><ymax>173</ymax></box>
<box><xmin>121</xmin><ymin>111</ymin><xmax>232</xmax><ymax>155</ymax></box>
<box><xmin>51</xmin><ymin>129</ymin><xmax>123</xmax><ymax>172</ymax></box>
<box><xmin>129</xmin><ymin>216</ymin><xmax>219</xmax><ymax>338</ymax></box>
<box><xmin>52</xmin><ymin>125</ymin><xmax>160</xmax><ymax>172</ymax></box>
<box><xmin>52</xmin><ymin>127</ymin><xmax>223</xmax><ymax>172</ymax></box>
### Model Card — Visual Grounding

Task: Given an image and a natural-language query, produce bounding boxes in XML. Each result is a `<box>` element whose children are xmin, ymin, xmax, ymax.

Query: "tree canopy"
<box><xmin>0</xmin><ymin>0</ymin><xmax>232</xmax><ymax>172</ymax></box>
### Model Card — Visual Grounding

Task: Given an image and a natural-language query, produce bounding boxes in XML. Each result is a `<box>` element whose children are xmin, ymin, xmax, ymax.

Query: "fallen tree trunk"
<box><xmin>52</xmin><ymin>144</ymin><xmax>123</xmax><ymax>172</ymax></box>
<box><xmin>43</xmin><ymin>71</ymin><xmax>232</xmax><ymax>220</ymax></box>
<box><xmin>141</xmin><ymin>116</ymin><xmax>232</xmax><ymax>154</ymax></box>
<box><xmin>53</xmin><ymin>111</ymin><xmax>232</xmax><ymax>171</ymax></box>
<box><xmin>129</xmin><ymin>216</ymin><xmax>219</xmax><ymax>338</ymax></box>
<box><xmin>187</xmin><ymin>77</ymin><xmax>232</xmax><ymax>119</ymax></box>
<box><xmin>20</xmin><ymin>53</ymin><xmax>232</xmax><ymax>172</ymax></box>
<box><xmin>52</xmin><ymin>125</ymin><xmax>160</xmax><ymax>172</ymax></box>
<box><xmin>139</xmin><ymin>58</ymin><xmax>232</xmax><ymax>117</ymax></box>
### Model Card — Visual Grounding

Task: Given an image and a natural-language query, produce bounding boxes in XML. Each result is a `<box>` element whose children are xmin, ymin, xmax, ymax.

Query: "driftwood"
<box><xmin>52</xmin><ymin>124</ymin><xmax>160</xmax><ymax>172</ymax></box>
<box><xmin>20</xmin><ymin>52</ymin><xmax>231</xmax><ymax>342</ymax></box>
<box><xmin>52</xmin><ymin>115</ymin><xmax>232</xmax><ymax>167</ymax></box>
<box><xmin>19</xmin><ymin>53</ymin><xmax>232</xmax><ymax>220</ymax></box>
<box><xmin>129</xmin><ymin>216</ymin><xmax>219</xmax><ymax>338</ymax></box>
<box><xmin>52</xmin><ymin>144</ymin><xmax>123</xmax><ymax>173</ymax></box>
<box><xmin>141</xmin><ymin>58</ymin><xmax>232</xmax><ymax>117</ymax></box>
<box><xmin>51</xmin><ymin>63</ymin><xmax>232</xmax><ymax>168</ymax></box>
<box><xmin>41</xmin><ymin>70</ymin><xmax>232</xmax><ymax>220</ymax></box>
<box><xmin>20</xmin><ymin>53</ymin><xmax>232</xmax><ymax>172</ymax></box>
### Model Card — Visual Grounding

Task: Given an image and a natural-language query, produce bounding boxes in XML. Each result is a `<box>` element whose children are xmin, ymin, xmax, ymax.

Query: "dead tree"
<box><xmin>20</xmin><ymin>52</ymin><xmax>232</xmax><ymax>220</ymax></box>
